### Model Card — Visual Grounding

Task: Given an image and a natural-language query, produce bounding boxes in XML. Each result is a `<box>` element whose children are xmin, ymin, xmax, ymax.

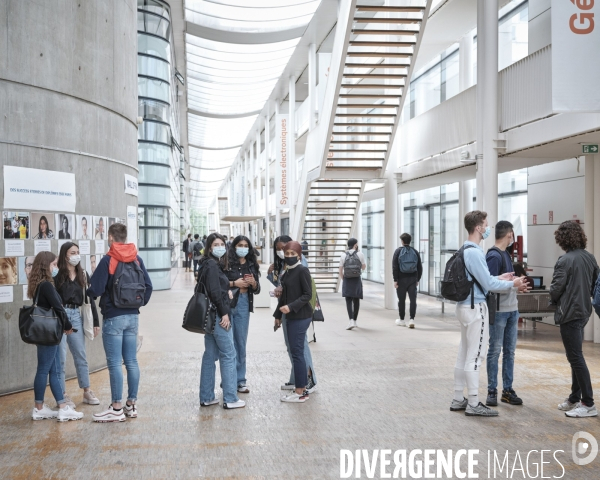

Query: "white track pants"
<box><xmin>454</xmin><ymin>302</ymin><xmax>489</xmax><ymax>396</ymax></box>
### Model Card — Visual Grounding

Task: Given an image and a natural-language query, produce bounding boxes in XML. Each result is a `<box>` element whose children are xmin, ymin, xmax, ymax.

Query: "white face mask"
<box><xmin>277</xmin><ymin>250</ymin><xmax>285</xmax><ymax>260</ymax></box>
<box><xmin>68</xmin><ymin>255</ymin><xmax>81</xmax><ymax>266</ymax></box>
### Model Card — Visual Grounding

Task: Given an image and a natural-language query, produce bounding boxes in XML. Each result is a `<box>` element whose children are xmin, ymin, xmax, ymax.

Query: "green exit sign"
<box><xmin>582</xmin><ymin>144</ymin><xmax>599</xmax><ymax>154</ymax></box>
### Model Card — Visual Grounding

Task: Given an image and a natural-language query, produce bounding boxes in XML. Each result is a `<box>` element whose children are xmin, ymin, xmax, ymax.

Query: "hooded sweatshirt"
<box><xmin>87</xmin><ymin>242</ymin><xmax>153</xmax><ymax>319</ymax></box>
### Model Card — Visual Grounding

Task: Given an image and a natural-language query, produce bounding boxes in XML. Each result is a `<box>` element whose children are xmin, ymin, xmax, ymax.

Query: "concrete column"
<box><xmin>459</xmin><ymin>32</ymin><xmax>474</xmax><ymax>92</ymax></box>
<box><xmin>459</xmin><ymin>180</ymin><xmax>474</xmax><ymax>244</ymax></box>
<box><xmin>584</xmin><ymin>155</ymin><xmax>600</xmax><ymax>342</ymax></box>
<box><xmin>288</xmin><ymin>76</ymin><xmax>297</xmax><ymax>234</ymax></box>
<box><xmin>264</xmin><ymin>108</ymin><xmax>271</xmax><ymax>264</ymax></box>
<box><xmin>385</xmin><ymin>171</ymin><xmax>399</xmax><ymax>310</ymax></box>
<box><xmin>309</xmin><ymin>44</ymin><xmax>317</xmax><ymax>130</ymax></box>
<box><xmin>595</xmin><ymin>155</ymin><xmax>600</xmax><ymax>343</ymax></box>
<box><xmin>476</xmin><ymin>0</ymin><xmax>499</xmax><ymax>249</ymax></box>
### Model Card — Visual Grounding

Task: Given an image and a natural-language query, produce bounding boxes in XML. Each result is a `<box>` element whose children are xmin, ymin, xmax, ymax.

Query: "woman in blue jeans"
<box><xmin>28</xmin><ymin>251</ymin><xmax>84</xmax><ymax>422</ymax></box>
<box><xmin>274</xmin><ymin>241</ymin><xmax>314</xmax><ymax>403</ymax></box>
<box><xmin>198</xmin><ymin>233</ymin><xmax>245</xmax><ymax>410</ymax></box>
<box><xmin>226</xmin><ymin>236</ymin><xmax>261</xmax><ymax>394</ymax></box>
<box><xmin>267</xmin><ymin>236</ymin><xmax>318</xmax><ymax>393</ymax></box>
<box><xmin>56</xmin><ymin>242</ymin><xmax>101</xmax><ymax>407</ymax></box>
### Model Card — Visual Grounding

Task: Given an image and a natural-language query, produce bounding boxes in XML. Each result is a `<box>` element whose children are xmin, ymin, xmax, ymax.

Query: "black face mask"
<box><xmin>284</xmin><ymin>256</ymin><xmax>299</xmax><ymax>266</ymax></box>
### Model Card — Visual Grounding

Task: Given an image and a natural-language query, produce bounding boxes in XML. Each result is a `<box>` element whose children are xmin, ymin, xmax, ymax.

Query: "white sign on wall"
<box><xmin>4</xmin><ymin>240</ymin><xmax>24</xmax><ymax>257</ymax></box>
<box><xmin>275</xmin><ymin>115</ymin><xmax>289</xmax><ymax>209</ymax></box>
<box><xmin>551</xmin><ymin>0</ymin><xmax>600</xmax><ymax>112</ymax></box>
<box><xmin>127</xmin><ymin>205</ymin><xmax>137</xmax><ymax>246</ymax></box>
<box><xmin>124</xmin><ymin>174</ymin><xmax>139</xmax><ymax>197</ymax></box>
<box><xmin>3</xmin><ymin>166</ymin><xmax>76</xmax><ymax>212</ymax></box>
<box><xmin>0</xmin><ymin>286</ymin><xmax>14</xmax><ymax>304</ymax></box>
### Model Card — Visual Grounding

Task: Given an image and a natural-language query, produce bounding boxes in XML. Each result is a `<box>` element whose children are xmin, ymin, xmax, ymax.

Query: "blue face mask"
<box><xmin>482</xmin><ymin>226</ymin><xmax>491</xmax><ymax>240</ymax></box>
<box><xmin>236</xmin><ymin>247</ymin><xmax>249</xmax><ymax>258</ymax></box>
<box><xmin>51</xmin><ymin>267</ymin><xmax>59</xmax><ymax>278</ymax></box>
<box><xmin>212</xmin><ymin>246</ymin><xmax>226</xmax><ymax>258</ymax></box>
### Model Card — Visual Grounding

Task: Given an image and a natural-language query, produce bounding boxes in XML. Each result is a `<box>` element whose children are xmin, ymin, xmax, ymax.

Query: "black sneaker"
<box><xmin>486</xmin><ymin>389</ymin><xmax>498</xmax><ymax>406</ymax></box>
<box><xmin>501</xmin><ymin>388</ymin><xmax>523</xmax><ymax>405</ymax></box>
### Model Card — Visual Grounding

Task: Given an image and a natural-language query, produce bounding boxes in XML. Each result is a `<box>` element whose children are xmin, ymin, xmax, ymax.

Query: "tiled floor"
<box><xmin>1</xmin><ymin>269</ymin><xmax>600</xmax><ymax>479</ymax></box>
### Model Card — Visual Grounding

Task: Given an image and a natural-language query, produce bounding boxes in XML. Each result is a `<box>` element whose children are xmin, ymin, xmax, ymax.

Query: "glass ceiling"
<box><xmin>185</xmin><ymin>1</ymin><xmax>321</xmax><ymax>209</ymax></box>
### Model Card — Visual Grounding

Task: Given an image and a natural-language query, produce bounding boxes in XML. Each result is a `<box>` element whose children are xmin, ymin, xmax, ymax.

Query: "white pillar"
<box><xmin>264</xmin><ymin>108</ymin><xmax>271</xmax><ymax>264</ymax></box>
<box><xmin>256</xmin><ymin>128</ymin><xmax>261</xmax><ymax>217</ymax></box>
<box><xmin>595</xmin><ymin>155</ymin><xmax>600</xmax><ymax>343</ymax></box>
<box><xmin>459</xmin><ymin>32</ymin><xmax>474</xmax><ymax>92</ymax></box>
<box><xmin>476</xmin><ymin>0</ymin><xmax>499</xmax><ymax>249</ymax></box>
<box><xmin>309</xmin><ymin>43</ymin><xmax>317</xmax><ymax>130</ymax></box>
<box><xmin>459</xmin><ymin>180</ymin><xmax>474</xmax><ymax>244</ymax></box>
<box><xmin>385</xmin><ymin>171</ymin><xmax>398</xmax><ymax>310</ymax></box>
<box><xmin>288</xmin><ymin>76</ymin><xmax>296</xmax><ymax>235</ymax></box>
<box><xmin>584</xmin><ymin>155</ymin><xmax>600</xmax><ymax>342</ymax></box>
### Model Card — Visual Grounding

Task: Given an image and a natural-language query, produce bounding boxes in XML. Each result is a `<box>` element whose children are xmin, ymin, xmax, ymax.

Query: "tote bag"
<box><xmin>182</xmin><ymin>271</ymin><xmax>217</xmax><ymax>335</ymax></box>
<box><xmin>19</xmin><ymin>282</ymin><xmax>65</xmax><ymax>346</ymax></box>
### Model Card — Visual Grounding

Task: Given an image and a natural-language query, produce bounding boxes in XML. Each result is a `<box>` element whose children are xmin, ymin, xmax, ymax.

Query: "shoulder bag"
<box><xmin>19</xmin><ymin>282</ymin><xmax>65</xmax><ymax>346</ymax></box>
<box><xmin>182</xmin><ymin>269</ymin><xmax>217</xmax><ymax>335</ymax></box>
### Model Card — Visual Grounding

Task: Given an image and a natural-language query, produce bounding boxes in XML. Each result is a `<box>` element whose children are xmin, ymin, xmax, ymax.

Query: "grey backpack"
<box><xmin>111</xmin><ymin>259</ymin><xmax>146</xmax><ymax>308</ymax></box>
<box><xmin>343</xmin><ymin>251</ymin><xmax>362</xmax><ymax>278</ymax></box>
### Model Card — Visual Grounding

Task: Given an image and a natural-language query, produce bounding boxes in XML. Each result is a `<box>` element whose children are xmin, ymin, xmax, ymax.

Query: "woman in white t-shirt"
<box><xmin>338</xmin><ymin>238</ymin><xmax>366</xmax><ymax>331</ymax></box>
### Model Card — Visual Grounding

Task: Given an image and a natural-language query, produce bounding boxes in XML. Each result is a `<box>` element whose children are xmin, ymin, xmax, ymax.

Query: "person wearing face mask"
<box><xmin>198</xmin><ymin>233</ymin><xmax>245</xmax><ymax>409</ymax></box>
<box><xmin>28</xmin><ymin>252</ymin><xmax>84</xmax><ymax>422</ymax></box>
<box><xmin>267</xmin><ymin>235</ymin><xmax>317</xmax><ymax>393</ymax></box>
<box><xmin>226</xmin><ymin>236</ymin><xmax>261</xmax><ymax>394</ymax></box>
<box><xmin>55</xmin><ymin>242</ymin><xmax>101</xmax><ymax>407</ymax></box>
<box><xmin>274</xmin><ymin>241</ymin><xmax>314</xmax><ymax>403</ymax></box>
<box><xmin>450</xmin><ymin>211</ymin><xmax>531</xmax><ymax>417</ymax></box>
<box><xmin>484</xmin><ymin>221</ymin><xmax>523</xmax><ymax>408</ymax></box>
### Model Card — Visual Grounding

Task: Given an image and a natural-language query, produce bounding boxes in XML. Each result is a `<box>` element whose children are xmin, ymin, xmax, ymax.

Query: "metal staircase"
<box><xmin>299</xmin><ymin>0</ymin><xmax>432</xmax><ymax>292</ymax></box>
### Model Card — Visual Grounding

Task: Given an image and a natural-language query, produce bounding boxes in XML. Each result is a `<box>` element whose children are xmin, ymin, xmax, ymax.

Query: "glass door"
<box><xmin>418</xmin><ymin>208</ymin><xmax>429</xmax><ymax>294</ymax></box>
<box><xmin>429</xmin><ymin>205</ymin><xmax>441</xmax><ymax>295</ymax></box>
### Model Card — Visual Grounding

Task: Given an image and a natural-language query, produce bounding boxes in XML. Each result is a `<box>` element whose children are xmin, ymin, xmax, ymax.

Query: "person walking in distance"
<box><xmin>190</xmin><ymin>234</ymin><xmax>203</xmax><ymax>276</ymax></box>
<box><xmin>339</xmin><ymin>238</ymin><xmax>366</xmax><ymax>330</ymax></box>
<box><xmin>393</xmin><ymin>233</ymin><xmax>422</xmax><ymax>328</ymax></box>
<box><xmin>449</xmin><ymin>211</ymin><xmax>530</xmax><ymax>417</ymax></box>
<box><xmin>88</xmin><ymin>223</ymin><xmax>153</xmax><ymax>422</ymax></box>
<box><xmin>484</xmin><ymin>221</ymin><xmax>523</xmax><ymax>407</ymax></box>
<box><xmin>550</xmin><ymin>221</ymin><xmax>600</xmax><ymax>418</ymax></box>
<box><xmin>182</xmin><ymin>233</ymin><xmax>192</xmax><ymax>272</ymax></box>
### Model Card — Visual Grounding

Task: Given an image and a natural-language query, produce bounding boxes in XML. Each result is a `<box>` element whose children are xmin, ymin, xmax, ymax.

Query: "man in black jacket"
<box><xmin>393</xmin><ymin>233</ymin><xmax>422</xmax><ymax>328</ymax></box>
<box><xmin>182</xmin><ymin>234</ymin><xmax>192</xmax><ymax>272</ymax></box>
<box><xmin>550</xmin><ymin>221</ymin><xmax>599</xmax><ymax>418</ymax></box>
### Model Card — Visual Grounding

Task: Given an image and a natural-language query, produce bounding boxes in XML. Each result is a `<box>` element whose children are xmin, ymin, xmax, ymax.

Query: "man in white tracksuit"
<box><xmin>450</xmin><ymin>211</ymin><xmax>530</xmax><ymax>417</ymax></box>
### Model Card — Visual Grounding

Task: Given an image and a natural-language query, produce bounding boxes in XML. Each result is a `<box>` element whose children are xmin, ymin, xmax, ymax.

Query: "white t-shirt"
<box><xmin>339</xmin><ymin>250</ymin><xmax>366</xmax><ymax>269</ymax></box>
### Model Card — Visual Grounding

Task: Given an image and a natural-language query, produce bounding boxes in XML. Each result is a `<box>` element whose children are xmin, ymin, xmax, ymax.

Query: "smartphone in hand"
<box><xmin>269</xmin><ymin>291</ymin><xmax>276</xmax><ymax>297</ymax></box>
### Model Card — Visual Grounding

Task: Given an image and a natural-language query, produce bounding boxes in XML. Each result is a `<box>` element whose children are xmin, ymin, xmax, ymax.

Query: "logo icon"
<box><xmin>572</xmin><ymin>432</ymin><xmax>598</xmax><ymax>466</ymax></box>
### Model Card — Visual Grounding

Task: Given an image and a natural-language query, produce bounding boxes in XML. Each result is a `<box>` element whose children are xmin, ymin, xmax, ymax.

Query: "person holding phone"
<box><xmin>28</xmin><ymin>251</ymin><xmax>84</xmax><ymax>422</ymax></box>
<box><xmin>226</xmin><ymin>236</ymin><xmax>261</xmax><ymax>394</ymax></box>
<box><xmin>198</xmin><ymin>233</ymin><xmax>245</xmax><ymax>410</ymax></box>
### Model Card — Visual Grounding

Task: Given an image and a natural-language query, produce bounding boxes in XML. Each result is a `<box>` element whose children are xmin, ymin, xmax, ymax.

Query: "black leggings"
<box><xmin>345</xmin><ymin>297</ymin><xmax>360</xmax><ymax>320</ymax></box>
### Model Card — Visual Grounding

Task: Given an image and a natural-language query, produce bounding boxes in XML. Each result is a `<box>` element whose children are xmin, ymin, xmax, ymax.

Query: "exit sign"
<box><xmin>582</xmin><ymin>144</ymin><xmax>599</xmax><ymax>154</ymax></box>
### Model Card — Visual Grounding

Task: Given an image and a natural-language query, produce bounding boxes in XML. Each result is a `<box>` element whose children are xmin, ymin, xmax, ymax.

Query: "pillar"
<box><xmin>264</xmin><ymin>107</ymin><xmax>271</xmax><ymax>264</ymax></box>
<box><xmin>288</xmin><ymin>76</ymin><xmax>297</xmax><ymax>233</ymax></box>
<box><xmin>385</xmin><ymin>171</ymin><xmax>399</xmax><ymax>310</ymax></box>
<box><xmin>459</xmin><ymin>180</ymin><xmax>474</xmax><ymax>244</ymax></box>
<box><xmin>476</xmin><ymin>0</ymin><xmax>499</xmax><ymax>249</ymax></box>
<box><xmin>584</xmin><ymin>155</ymin><xmax>600</xmax><ymax>342</ymax></box>
<box><xmin>309</xmin><ymin>44</ymin><xmax>317</xmax><ymax>130</ymax></box>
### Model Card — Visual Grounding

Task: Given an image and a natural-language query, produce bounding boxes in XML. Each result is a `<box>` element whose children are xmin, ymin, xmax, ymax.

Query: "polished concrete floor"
<box><xmin>1</xmin><ymin>268</ymin><xmax>600</xmax><ymax>479</ymax></box>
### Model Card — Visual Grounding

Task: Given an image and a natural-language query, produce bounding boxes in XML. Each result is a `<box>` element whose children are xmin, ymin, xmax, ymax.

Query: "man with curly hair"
<box><xmin>550</xmin><ymin>220</ymin><xmax>599</xmax><ymax>418</ymax></box>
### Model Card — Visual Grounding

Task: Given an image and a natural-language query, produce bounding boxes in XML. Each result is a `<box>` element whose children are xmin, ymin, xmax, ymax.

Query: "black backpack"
<box><xmin>343</xmin><ymin>251</ymin><xmax>363</xmax><ymax>278</ymax></box>
<box><xmin>440</xmin><ymin>245</ymin><xmax>478</xmax><ymax>307</ymax></box>
<box><xmin>192</xmin><ymin>242</ymin><xmax>202</xmax><ymax>257</ymax></box>
<box><xmin>111</xmin><ymin>258</ymin><xmax>146</xmax><ymax>309</ymax></box>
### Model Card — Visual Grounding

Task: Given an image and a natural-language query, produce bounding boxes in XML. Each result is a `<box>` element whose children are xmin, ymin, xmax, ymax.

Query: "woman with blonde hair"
<box><xmin>29</xmin><ymin>251</ymin><xmax>84</xmax><ymax>422</ymax></box>
<box><xmin>0</xmin><ymin>257</ymin><xmax>17</xmax><ymax>285</ymax></box>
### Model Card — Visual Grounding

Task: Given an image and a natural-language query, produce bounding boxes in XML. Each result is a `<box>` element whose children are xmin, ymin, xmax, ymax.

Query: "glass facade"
<box><xmin>138</xmin><ymin>0</ymin><xmax>183</xmax><ymax>290</ymax></box>
<box><xmin>361</xmin><ymin>170</ymin><xmax>528</xmax><ymax>295</ymax></box>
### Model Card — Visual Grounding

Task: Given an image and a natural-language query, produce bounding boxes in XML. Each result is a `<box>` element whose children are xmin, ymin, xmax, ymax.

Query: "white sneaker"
<box><xmin>57</xmin><ymin>405</ymin><xmax>84</xmax><ymax>422</ymax></box>
<box><xmin>408</xmin><ymin>319</ymin><xmax>415</xmax><ymax>329</ymax></box>
<box><xmin>346</xmin><ymin>320</ymin><xmax>354</xmax><ymax>330</ymax></box>
<box><xmin>223</xmin><ymin>399</ymin><xmax>246</xmax><ymax>409</ymax></box>
<box><xmin>558</xmin><ymin>398</ymin><xmax>581</xmax><ymax>411</ymax></box>
<box><xmin>32</xmin><ymin>404</ymin><xmax>59</xmax><ymax>420</ymax></box>
<box><xmin>565</xmin><ymin>404</ymin><xmax>598</xmax><ymax>418</ymax></box>
<box><xmin>281</xmin><ymin>391</ymin><xmax>309</xmax><ymax>403</ymax></box>
<box><xmin>83</xmin><ymin>390</ymin><xmax>100</xmax><ymax>405</ymax></box>
<box><xmin>93</xmin><ymin>406</ymin><xmax>126</xmax><ymax>423</ymax></box>
<box><xmin>200</xmin><ymin>398</ymin><xmax>219</xmax><ymax>407</ymax></box>
<box><xmin>124</xmin><ymin>403</ymin><xmax>137</xmax><ymax>418</ymax></box>
<box><xmin>237</xmin><ymin>385</ymin><xmax>250</xmax><ymax>394</ymax></box>
<box><xmin>58</xmin><ymin>394</ymin><xmax>76</xmax><ymax>408</ymax></box>
<box><xmin>395</xmin><ymin>319</ymin><xmax>406</xmax><ymax>327</ymax></box>
<box><xmin>352</xmin><ymin>320</ymin><xmax>357</xmax><ymax>328</ymax></box>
